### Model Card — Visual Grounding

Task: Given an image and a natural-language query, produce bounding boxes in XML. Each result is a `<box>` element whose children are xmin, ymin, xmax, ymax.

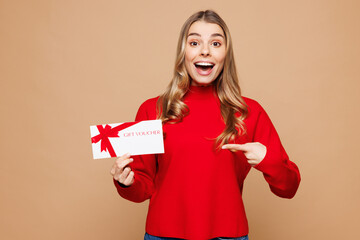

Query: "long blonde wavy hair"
<box><xmin>156</xmin><ymin>10</ymin><xmax>248</xmax><ymax>149</ymax></box>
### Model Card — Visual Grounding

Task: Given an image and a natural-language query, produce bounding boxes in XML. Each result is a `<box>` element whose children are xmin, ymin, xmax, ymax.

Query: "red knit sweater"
<box><xmin>113</xmin><ymin>84</ymin><xmax>301</xmax><ymax>240</ymax></box>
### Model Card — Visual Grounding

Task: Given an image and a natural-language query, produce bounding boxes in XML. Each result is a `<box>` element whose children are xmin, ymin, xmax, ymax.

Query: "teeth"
<box><xmin>195</xmin><ymin>62</ymin><xmax>214</xmax><ymax>66</ymax></box>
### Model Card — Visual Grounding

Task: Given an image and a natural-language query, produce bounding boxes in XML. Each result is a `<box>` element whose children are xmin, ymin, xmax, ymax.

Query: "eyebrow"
<box><xmin>187</xmin><ymin>32</ymin><xmax>225</xmax><ymax>39</ymax></box>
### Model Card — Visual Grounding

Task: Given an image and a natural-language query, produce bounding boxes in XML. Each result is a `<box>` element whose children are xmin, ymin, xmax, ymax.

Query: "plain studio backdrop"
<box><xmin>1</xmin><ymin>0</ymin><xmax>359</xmax><ymax>239</ymax></box>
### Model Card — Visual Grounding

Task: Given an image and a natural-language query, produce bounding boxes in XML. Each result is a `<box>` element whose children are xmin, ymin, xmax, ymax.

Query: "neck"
<box><xmin>186</xmin><ymin>82</ymin><xmax>216</xmax><ymax>99</ymax></box>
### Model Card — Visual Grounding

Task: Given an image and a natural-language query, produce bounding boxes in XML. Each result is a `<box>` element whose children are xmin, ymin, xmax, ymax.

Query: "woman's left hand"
<box><xmin>222</xmin><ymin>142</ymin><xmax>267</xmax><ymax>167</ymax></box>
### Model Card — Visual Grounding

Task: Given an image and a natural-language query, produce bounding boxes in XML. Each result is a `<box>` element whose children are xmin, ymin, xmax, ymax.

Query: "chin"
<box><xmin>191</xmin><ymin>79</ymin><xmax>216</xmax><ymax>87</ymax></box>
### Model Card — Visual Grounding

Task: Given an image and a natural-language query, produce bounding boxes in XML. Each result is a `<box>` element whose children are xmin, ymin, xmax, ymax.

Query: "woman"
<box><xmin>110</xmin><ymin>10</ymin><xmax>301</xmax><ymax>240</ymax></box>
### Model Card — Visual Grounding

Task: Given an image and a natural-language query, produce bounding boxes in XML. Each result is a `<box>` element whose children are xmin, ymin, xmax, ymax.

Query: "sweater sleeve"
<box><xmin>113</xmin><ymin>100</ymin><xmax>157</xmax><ymax>203</ymax></box>
<box><xmin>252</xmin><ymin>103</ymin><xmax>301</xmax><ymax>199</ymax></box>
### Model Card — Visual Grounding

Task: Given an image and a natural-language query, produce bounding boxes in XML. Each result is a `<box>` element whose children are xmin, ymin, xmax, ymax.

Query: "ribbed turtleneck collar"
<box><xmin>186</xmin><ymin>83</ymin><xmax>216</xmax><ymax>99</ymax></box>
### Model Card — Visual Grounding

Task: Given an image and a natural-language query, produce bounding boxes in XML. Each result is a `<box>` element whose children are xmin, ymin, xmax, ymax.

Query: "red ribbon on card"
<box><xmin>91</xmin><ymin>122</ymin><xmax>139</xmax><ymax>157</ymax></box>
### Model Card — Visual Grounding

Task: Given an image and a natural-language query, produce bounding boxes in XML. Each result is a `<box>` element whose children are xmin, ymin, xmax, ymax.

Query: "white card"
<box><xmin>90</xmin><ymin>120</ymin><xmax>164</xmax><ymax>159</ymax></box>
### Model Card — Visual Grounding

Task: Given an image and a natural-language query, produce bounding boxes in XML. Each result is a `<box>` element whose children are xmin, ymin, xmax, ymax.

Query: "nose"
<box><xmin>200</xmin><ymin>44</ymin><xmax>210</xmax><ymax>56</ymax></box>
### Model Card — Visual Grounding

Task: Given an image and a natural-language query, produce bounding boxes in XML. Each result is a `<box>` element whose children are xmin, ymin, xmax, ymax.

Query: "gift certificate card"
<box><xmin>90</xmin><ymin>120</ymin><xmax>164</xmax><ymax>159</ymax></box>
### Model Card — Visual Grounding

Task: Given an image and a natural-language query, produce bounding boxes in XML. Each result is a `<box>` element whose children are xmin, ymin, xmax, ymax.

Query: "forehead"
<box><xmin>187</xmin><ymin>21</ymin><xmax>224</xmax><ymax>38</ymax></box>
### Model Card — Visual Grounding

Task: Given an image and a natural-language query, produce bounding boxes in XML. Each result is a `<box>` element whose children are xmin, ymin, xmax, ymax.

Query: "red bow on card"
<box><xmin>91</xmin><ymin>122</ymin><xmax>138</xmax><ymax>157</ymax></box>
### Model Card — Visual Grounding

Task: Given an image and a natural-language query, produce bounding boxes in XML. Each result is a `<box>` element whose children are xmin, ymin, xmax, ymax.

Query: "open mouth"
<box><xmin>194</xmin><ymin>62</ymin><xmax>214</xmax><ymax>72</ymax></box>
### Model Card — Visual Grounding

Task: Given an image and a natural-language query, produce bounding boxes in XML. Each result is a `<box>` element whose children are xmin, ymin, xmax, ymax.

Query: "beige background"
<box><xmin>1</xmin><ymin>0</ymin><xmax>359</xmax><ymax>239</ymax></box>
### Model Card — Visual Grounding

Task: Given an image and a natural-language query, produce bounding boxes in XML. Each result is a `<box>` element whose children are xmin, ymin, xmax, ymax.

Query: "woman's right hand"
<box><xmin>110</xmin><ymin>153</ymin><xmax>135</xmax><ymax>187</ymax></box>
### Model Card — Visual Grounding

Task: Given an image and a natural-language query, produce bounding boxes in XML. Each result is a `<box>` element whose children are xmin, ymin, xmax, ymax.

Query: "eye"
<box><xmin>212</xmin><ymin>41</ymin><xmax>221</xmax><ymax>47</ymax></box>
<box><xmin>189</xmin><ymin>41</ymin><xmax>198</xmax><ymax>46</ymax></box>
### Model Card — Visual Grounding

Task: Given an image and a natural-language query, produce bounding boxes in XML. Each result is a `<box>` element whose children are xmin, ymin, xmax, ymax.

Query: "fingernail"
<box><xmin>221</xmin><ymin>146</ymin><xmax>226</xmax><ymax>149</ymax></box>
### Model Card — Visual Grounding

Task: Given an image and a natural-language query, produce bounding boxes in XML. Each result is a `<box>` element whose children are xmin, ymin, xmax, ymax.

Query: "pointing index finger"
<box><xmin>222</xmin><ymin>143</ymin><xmax>251</xmax><ymax>152</ymax></box>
